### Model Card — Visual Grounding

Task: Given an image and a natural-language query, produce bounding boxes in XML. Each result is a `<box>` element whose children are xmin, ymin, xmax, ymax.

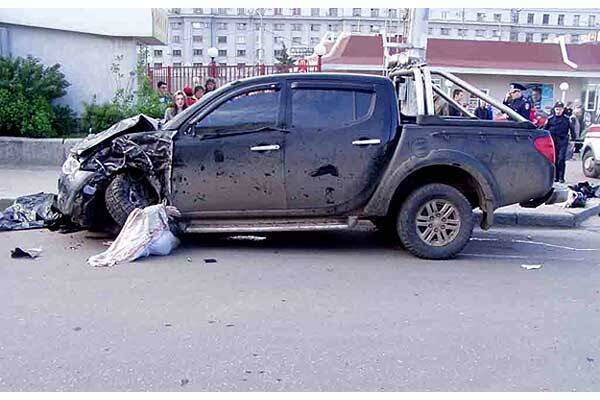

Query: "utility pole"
<box><xmin>405</xmin><ymin>8</ymin><xmax>429</xmax><ymax>63</ymax></box>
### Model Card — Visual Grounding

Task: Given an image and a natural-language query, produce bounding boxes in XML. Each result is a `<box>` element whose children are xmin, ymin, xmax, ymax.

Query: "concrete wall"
<box><xmin>0</xmin><ymin>23</ymin><xmax>138</xmax><ymax>114</ymax></box>
<box><xmin>0</xmin><ymin>137</ymin><xmax>80</xmax><ymax>166</ymax></box>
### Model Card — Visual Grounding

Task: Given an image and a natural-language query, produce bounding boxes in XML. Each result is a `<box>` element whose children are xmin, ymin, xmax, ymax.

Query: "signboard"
<box><xmin>511</xmin><ymin>82</ymin><xmax>555</xmax><ymax>113</ymax></box>
<box><xmin>290</xmin><ymin>47</ymin><xmax>313</xmax><ymax>57</ymax></box>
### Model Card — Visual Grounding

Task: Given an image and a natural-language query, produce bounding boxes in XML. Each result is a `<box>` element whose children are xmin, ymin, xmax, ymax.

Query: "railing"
<box><xmin>148</xmin><ymin>64</ymin><xmax>320</xmax><ymax>93</ymax></box>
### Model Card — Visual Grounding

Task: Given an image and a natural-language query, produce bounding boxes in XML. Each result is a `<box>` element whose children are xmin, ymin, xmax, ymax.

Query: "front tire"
<box><xmin>104</xmin><ymin>172</ymin><xmax>158</xmax><ymax>227</ymax></box>
<box><xmin>582</xmin><ymin>149</ymin><xmax>600</xmax><ymax>178</ymax></box>
<box><xmin>397</xmin><ymin>184</ymin><xmax>474</xmax><ymax>260</ymax></box>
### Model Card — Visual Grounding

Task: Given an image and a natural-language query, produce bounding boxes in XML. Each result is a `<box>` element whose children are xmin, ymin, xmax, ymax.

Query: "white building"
<box><xmin>150</xmin><ymin>8</ymin><xmax>405</xmax><ymax>67</ymax></box>
<box><xmin>428</xmin><ymin>8</ymin><xmax>600</xmax><ymax>44</ymax></box>
<box><xmin>0</xmin><ymin>9</ymin><xmax>167</xmax><ymax>113</ymax></box>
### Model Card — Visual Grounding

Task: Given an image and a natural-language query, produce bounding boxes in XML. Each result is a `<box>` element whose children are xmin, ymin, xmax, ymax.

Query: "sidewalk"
<box><xmin>1</xmin><ymin>160</ymin><xmax>599</xmax><ymax>228</ymax></box>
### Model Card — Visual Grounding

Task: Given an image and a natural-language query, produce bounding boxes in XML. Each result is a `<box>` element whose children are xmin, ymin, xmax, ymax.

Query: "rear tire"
<box><xmin>582</xmin><ymin>149</ymin><xmax>600</xmax><ymax>178</ymax></box>
<box><xmin>397</xmin><ymin>183</ymin><xmax>473</xmax><ymax>260</ymax></box>
<box><xmin>104</xmin><ymin>172</ymin><xmax>158</xmax><ymax>228</ymax></box>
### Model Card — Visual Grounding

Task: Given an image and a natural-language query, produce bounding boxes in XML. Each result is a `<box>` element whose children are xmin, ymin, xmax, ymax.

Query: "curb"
<box><xmin>474</xmin><ymin>201</ymin><xmax>600</xmax><ymax>228</ymax></box>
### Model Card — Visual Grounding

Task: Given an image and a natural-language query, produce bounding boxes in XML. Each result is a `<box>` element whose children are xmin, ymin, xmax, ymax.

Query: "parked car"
<box><xmin>55</xmin><ymin>66</ymin><xmax>555</xmax><ymax>259</ymax></box>
<box><xmin>581</xmin><ymin>124</ymin><xmax>600</xmax><ymax>178</ymax></box>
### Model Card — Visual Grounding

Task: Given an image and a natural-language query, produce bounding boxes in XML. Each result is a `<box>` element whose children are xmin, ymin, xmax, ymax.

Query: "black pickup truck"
<box><xmin>56</xmin><ymin>65</ymin><xmax>555</xmax><ymax>259</ymax></box>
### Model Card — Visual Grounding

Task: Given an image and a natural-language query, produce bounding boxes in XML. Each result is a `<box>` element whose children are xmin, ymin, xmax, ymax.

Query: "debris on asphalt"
<box><xmin>587</xmin><ymin>357</ymin><xmax>595</xmax><ymax>363</ymax></box>
<box><xmin>73</xmin><ymin>327</ymin><xmax>82</xmax><ymax>331</ymax></box>
<box><xmin>204</xmin><ymin>258</ymin><xmax>217</xmax><ymax>263</ymax></box>
<box><xmin>10</xmin><ymin>247</ymin><xmax>42</xmax><ymax>259</ymax></box>
<box><xmin>186</xmin><ymin>257</ymin><xmax>192</xmax><ymax>262</ymax></box>
<box><xmin>561</xmin><ymin>181</ymin><xmax>600</xmax><ymax>208</ymax></box>
<box><xmin>87</xmin><ymin>204</ymin><xmax>180</xmax><ymax>267</ymax></box>
<box><xmin>227</xmin><ymin>235</ymin><xmax>267</xmax><ymax>241</ymax></box>
<box><xmin>180</xmin><ymin>378</ymin><xmax>189</xmax><ymax>386</ymax></box>
<box><xmin>521</xmin><ymin>264</ymin><xmax>543</xmax><ymax>270</ymax></box>
<box><xmin>0</xmin><ymin>193</ymin><xmax>60</xmax><ymax>231</ymax></box>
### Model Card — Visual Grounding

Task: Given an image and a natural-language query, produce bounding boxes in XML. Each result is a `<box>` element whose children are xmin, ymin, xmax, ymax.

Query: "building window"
<box><xmin>494</xmin><ymin>13</ymin><xmax>502</xmax><ymax>23</ymax></box>
<box><xmin>292</xmin><ymin>37</ymin><xmax>302</xmax><ymax>45</ymax></box>
<box><xmin>527</xmin><ymin>13</ymin><xmax>534</xmax><ymax>24</ymax></box>
<box><xmin>370</xmin><ymin>25</ymin><xmax>380</xmax><ymax>33</ymax></box>
<box><xmin>193</xmin><ymin>49</ymin><xmax>202</xmax><ymax>56</ymax></box>
<box><xmin>172</xmin><ymin>49</ymin><xmax>182</xmax><ymax>57</ymax></box>
<box><xmin>217</xmin><ymin>36</ymin><xmax>227</xmax><ymax>44</ymax></box>
<box><xmin>192</xmin><ymin>35</ymin><xmax>203</xmax><ymax>43</ymax></box>
<box><xmin>193</xmin><ymin>63</ymin><xmax>203</xmax><ymax>67</ymax></box>
<box><xmin>217</xmin><ymin>8</ymin><xmax>226</xmax><ymax>15</ymax></box>
<box><xmin>192</xmin><ymin>22</ymin><xmax>203</xmax><ymax>29</ymax></box>
<box><xmin>558</xmin><ymin>14</ymin><xmax>564</xmax><ymax>26</ymax></box>
<box><xmin>236</xmin><ymin>36</ymin><xmax>246</xmax><ymax>44</ymax></box>
<box><xmin>428</xmin><ymin>27</ymin><xmax>434</xmax><ymax>35</ymax></box>
<box><xmin>589</xmin><ymin>15</ymin><xmax>596</xmax><ymax>27</ymax></box>
<box><xmin>542</xmin><ymin>14</ymin><xmax>549</xmax><ymax>25</ymax></box>
<box><xmin>476</xmin><ymin>13</ymin><xmax>486</xmax><ymax>22</ymax></box>
<box><xmin>573</xmin><ymin>15</ymin><xmax>580</xmax><ymax>26</ymax></box>
<box><xmin>274</xmin><ymin>23</ymin><xmax>284</xmax><ymax>31</ymax></box>
<box><xmin>511</xmin><ymin>10</ymin><xmax>520</xmax><ymax>24</ymax></box>
<box><xmin>237</xmin><ymin>8</ymin><xmax>245</xmax><ymax>15</ymax></box>
<box><xmin>237</xmin><ymin>23</ymin><xmax>247</xmax><ymax>30</ymax></box>
<box><xmin>352</xmin><ymin>25</ymin><xmax>360</xmax><ymax>33</ymax></box>
<box><xmin>328</xmin><ymin>8</ymin><xmax>338</xmax><ymax>17</ymax></box>
<box><xmin>273</xmin><ymin>49</ymin><xmax>284</xmax><ymax>58</ymax></box>
<box><xmin>541</xmin><ymin>33</ymin><xmax>549</xmax><ymax>42</ymax></box>
<box><xmin>457</xmin><ymin>29</ymin><xmax>467</xmax><ymax>37</ymax></box>
<box><xmin>572</xmin><ymin>34</ymin><xmax>580</xmax><ymax>43</ymax></box>
<box><xmin>510</xmin><ymin>31</ymin><xmax>519</xmax><ymax>41</ymax></box>
<box><xmin>153</xmin><ymin>50</ymin><xmax>163</xmax><ymax>57</ymax></box>
<box><xmin>292</xmin><ymin>8</ymin><xmax>301</xmax><ymax>16</ymax></box>
<box><xmin>172</xmin><ymin>35</ymin><xmax>180</xmax><ymax>44</ymax></box>
<box><xmin>173</xmin><ymin>62</ymin><xmax>182</xmax><ymax>67</ymax></box>
<box><xmin>218</xmin><ymin>49</ymin><xmax>227</xmax><ymax>57</ymax></box>
<box><xmin>154</xmin><ymin>63</ymin><xmax>162</xmax><ymax>68</ymax></box>
<box><xmin>475</xmin><ymin>30</ymin><xmax>485</xmax><ymax>37</ymax></box>
<box><xmin>292</xmin><ymin>24</ymin><xmax>302</xmax><ymax>31</ymax></box>
<box><xmin>170</xmin><ymin>22</ymin><xmax>182</xmax><ymax>29</ymax></box>
<box><xmin>328</xmin><ymin>24</ymin><xmax>339</xmax><ymax>32</ymax></box>
<box><xmin>170</xmin><ymin>8</ymin><xmax>180</xmax><ymax>14</ymax></box>
<box><xmin>353</xmin><ymin>8</ymin><xmax>361</xmax><ymax>17</ymax></box>
<box><xmin>525</xmin><ymin>33</ymin><xmax>534</xmax><ymax>42</ymax></box>
<box><xmin>311</xmin><ymin>8</ymin><xmax>319</xmax><ymax>17</ymax></box>
<box><xmin>310</xmin><ymin>24</ymin><xmax>321</xmax><ymax>32</ymax></box>
<box><xmin>440</xmin><ymin>28</ymin><xmax>450</xmax><ymax>36</ymax></box>
<box><xmin>193</xmin><ymin>8</ymin><xmax>203</xmax><ymax>14</ymax></box>
<box><xmin>273</xmin><ymin>8</ymin><xmax>282</xmax><ymax>16</ymax></box>
<box><xmin>274</xmin><ymin>36</ymin><xmax>284</xmax><ymax>44</ymax></box>
<box><xmin>492</xmin><ymin>30</ymin><xmax>500</xmax><ymax>38</ymax></box>
<box><xmin>237</xmin><ymin>63</ymin><xmax>246</xmax><ymax>68</ymax></box>
<box><xmin>371</xmin><ymin>9</ymin><xmax>379</xmax><ymax>18</ymax></box>
<box><xmin>389</xmin><ymin>9</ymin><xmax>397</xmax><ymax>19</ymax></box>
<box><xmin>218</xmin><ymin>23</ymin><xmax>228</xmax><ymax>30</ymax></box>
<box><xmin>237</xmin><ymin>49</ymin><xmax>246</xmax><ymax>57</ymax></box>
<box><xmin>310</xmin><ymin>37</ymin><xmax>320</xmax><ymax>46</ymax></box>
<box><xmin>441</xmin><ymin>11</ymin><xmax>448</xmax><ymax>20</ymax></box>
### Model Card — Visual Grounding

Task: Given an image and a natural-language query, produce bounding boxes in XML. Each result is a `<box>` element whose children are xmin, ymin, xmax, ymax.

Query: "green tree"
<box><xmin>275</xmin><ymin>44</ymin><xmax>296</xmax><ymax>65</ymax></box>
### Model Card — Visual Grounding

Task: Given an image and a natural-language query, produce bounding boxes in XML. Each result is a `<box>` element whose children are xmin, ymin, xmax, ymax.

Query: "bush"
<box><xmin>0</xmin><ymin>55</ymin><xmax>75</xmax><ymax>137</ymax></box>
<box><xmin>52</xmin><ymin>104</ymin><xmax>78</xmax><ymax>136</ymax></box>
<box><xmin>81</xmin><ymin>98</ymin><xmax>127</xmax><ymax>134</ymax></box>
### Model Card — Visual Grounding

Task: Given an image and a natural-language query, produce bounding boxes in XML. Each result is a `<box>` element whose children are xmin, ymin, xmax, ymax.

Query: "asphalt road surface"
<box><xmin>1</xmin><ymin>220</ymin><xmax>600</xmax><ymax>391</ymax></box>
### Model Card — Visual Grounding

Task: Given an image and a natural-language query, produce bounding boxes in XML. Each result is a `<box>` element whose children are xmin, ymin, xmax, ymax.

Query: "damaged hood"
<box><xmin>71</xmin><ymin>114</ymin><xmax>160</xmax><ymax>157</ymax></box>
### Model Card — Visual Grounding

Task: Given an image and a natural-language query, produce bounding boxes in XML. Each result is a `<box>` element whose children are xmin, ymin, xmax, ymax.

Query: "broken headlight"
<box><xmin>62</xmin><ymin>155</ymin><xmax>81</xmax><ymax>175</ymax></box>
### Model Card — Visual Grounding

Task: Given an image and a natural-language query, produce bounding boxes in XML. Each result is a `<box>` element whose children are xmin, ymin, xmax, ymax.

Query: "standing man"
<box><xmin>448</xmin><ymin>89</ymin><xmax>466</xmax><ymax>117</ymax></box>
<box><xmin>503</xmin><ymin>84</ymin><xmax>532</xmax><ymax>120</ymax></box>
<box><xmin>544</xmin><ymin>101</ymin><xmax>573</xmax><ymax>183</ymax></box>
<box><xmin>157</xmin><ymin>81</ymin><xmax>171</xmax><ymax>109</ymax></box>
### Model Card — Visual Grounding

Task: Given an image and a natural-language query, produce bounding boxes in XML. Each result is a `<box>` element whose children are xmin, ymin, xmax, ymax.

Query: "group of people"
<box><xmin>157</xmin><ymin>78</ymin><xmax>218</xmax><ymax>122</ymax></box>
<box><xmin>445</xmin><ymin>84</ymin><xmax>584</xmax><ymax>184</ymax></box>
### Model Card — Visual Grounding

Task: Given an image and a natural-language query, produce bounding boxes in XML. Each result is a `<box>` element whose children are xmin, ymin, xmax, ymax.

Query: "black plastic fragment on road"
<box><xmin>204</xmin><ymin>258</ymin><xmax>217</xmax><ymax>263</ymax></box>
<box><xmin>10</xmin><ymin>247</ymin><xmax>39</xmax><ymax>259</ymax></box>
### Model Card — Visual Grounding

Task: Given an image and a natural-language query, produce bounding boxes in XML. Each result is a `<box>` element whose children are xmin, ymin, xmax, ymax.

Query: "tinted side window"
<box><xmin>291</xmin><ymin>89</ymin><xmax>374</xmax><ymax>128</ymax></box>
<box><xmin>196</xmin><ymin>88</ymin><xmax>280</xmax><ymax>132</ymax></box>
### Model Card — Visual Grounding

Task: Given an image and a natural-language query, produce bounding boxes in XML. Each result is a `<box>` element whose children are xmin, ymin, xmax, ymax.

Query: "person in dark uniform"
<box><xmin>544</xmin><ymin>101</ymin><xmax>573</xmax><ymax>183</ymax></box>
<box><xmin>503</xmin><ymin>84</ymin><xmax>531</xmax><ymax>120</ymax></box>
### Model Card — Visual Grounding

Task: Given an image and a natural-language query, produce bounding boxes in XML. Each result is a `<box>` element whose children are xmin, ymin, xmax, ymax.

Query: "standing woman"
<box><xmin>204</xmin><ymin>78</ymin><xmax>217</xmax><ymax>93</ymax></box>
<box><xmin>164</xmin><ymin>90</ymin><xmax>188</xmax><ymax>122</ymax></box>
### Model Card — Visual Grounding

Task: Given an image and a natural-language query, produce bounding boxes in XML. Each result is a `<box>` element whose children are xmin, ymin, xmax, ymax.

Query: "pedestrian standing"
<box><xmin>164</xmin><ymin>90</ymin><xmax>188</xmax><ymax>122</ymax></box>
<box><xmin>157</xmin><ymin>81</ymin><xmax>171</xmax><ymax>109</ymax></box>
<box><xmin>544</xmin><ymin>101</ymin><xmax>573</xmax><ymax>183</ymax></box>
<box><xmin>448</xmin><ymin>89</ymin><xmax>466</xmax><ymax>117</ymax></box>
<box><xmin>474</xmin><ymin>100</ymin><xmax>492</xmax><ymax>120</ymax></box>
<box><xmin>503</xmin><ymin>84</ymin><xmax>532</xmax><ymax>120</ymax></box>
<box><xmin>205</xmin><ymin>78</ymin><xmax>217</xmax><ymax>93</ymax></box>
<box><xmin>183</xmin><ymin>86</ymin><xmax>196</xmax><ymax>106</ymax></box>
<box><xmin>193</xmin><ymin>85</ymin><xmax>205</xmax><ymax>102</ymax></box>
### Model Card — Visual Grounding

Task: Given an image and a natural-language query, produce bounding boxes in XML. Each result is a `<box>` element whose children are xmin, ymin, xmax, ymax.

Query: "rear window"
<box><xmin>291</xmin><ymin>89</ymin><xmax>374</xmax><ymax>129</ymax></box>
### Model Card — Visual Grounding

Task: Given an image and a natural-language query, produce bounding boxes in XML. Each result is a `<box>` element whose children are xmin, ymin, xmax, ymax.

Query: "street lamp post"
<box><xmin>207</xmin><ymin>47</ymin><xmax>218</xmax><ymax>79</ymax></box>
<box><xmin>560</xmin><ymin>82</ymin><xmax>569</xmax><ymax>103</ymax></box>
<box><xmin>314</xmin><ymin>44</ymin><xmax>327</xmax><ymax>72</ymax></box>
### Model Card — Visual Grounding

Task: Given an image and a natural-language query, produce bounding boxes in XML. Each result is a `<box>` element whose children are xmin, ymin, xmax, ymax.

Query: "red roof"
<box><xmin>320</xmin><ymin>35</ymin><xmax>600</xmax><ymax>73</ymax></box>
<box><xmin>427</xmin><ymin>39</ymin><xmax>600</xmax><ymax>72</ymax></box>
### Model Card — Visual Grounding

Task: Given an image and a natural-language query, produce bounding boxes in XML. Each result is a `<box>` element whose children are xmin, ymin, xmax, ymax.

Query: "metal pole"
<box><xmin>406</xmin><ymin>8</ymin><xmax>429</xmax><ymax>63</ymax></box>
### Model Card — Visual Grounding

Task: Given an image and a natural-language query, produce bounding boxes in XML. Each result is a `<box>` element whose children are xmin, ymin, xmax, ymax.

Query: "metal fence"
<box><xmin>148</xmin><ymin>64</ymin><xmax>320</xmax><ymax>93</ymax></box>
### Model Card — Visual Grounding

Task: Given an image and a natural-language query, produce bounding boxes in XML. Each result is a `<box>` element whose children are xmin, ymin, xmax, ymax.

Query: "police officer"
<box><xmin>544</xmin><ymin>101</ymin><xmax>573</xmax><ymax>183</ymax></box>
<box><xmin>503</xmin><ymin>84</ymin><xmax>531</xmax><ymax>120</ymax></box>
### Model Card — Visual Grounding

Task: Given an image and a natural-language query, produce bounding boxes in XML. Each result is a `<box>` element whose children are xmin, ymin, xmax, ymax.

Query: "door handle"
<box><xmin>250</xmin><ymin>144</ymin><xmax>280</xmax><ymax>152</ymax></box>
<box><xmin>352</xmin><ymin>139</ymin><xmax>381</xmax><ymax>146</ymax></box>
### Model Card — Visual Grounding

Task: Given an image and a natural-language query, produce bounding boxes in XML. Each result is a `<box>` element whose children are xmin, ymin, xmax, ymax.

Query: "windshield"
<box><xmin>161</xmin><ymin>81</ymin><xmax>234</xmax><ymax>130</ymax></box>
